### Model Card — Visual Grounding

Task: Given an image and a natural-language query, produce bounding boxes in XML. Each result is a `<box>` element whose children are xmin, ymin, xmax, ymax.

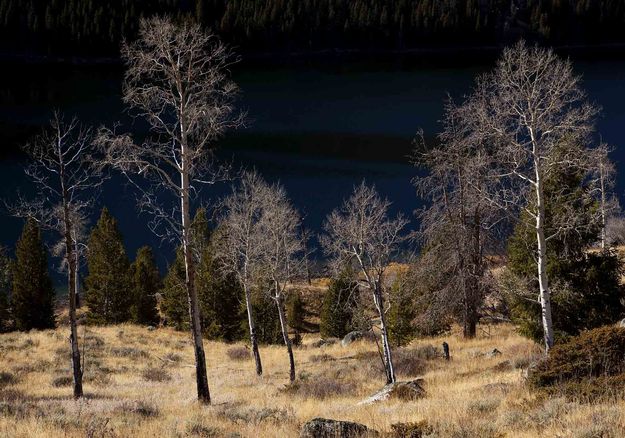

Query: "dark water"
<box><xmin>1</xmin><ymin>54</ymin><xmax>625</xmax><ymax>274</ymax></box>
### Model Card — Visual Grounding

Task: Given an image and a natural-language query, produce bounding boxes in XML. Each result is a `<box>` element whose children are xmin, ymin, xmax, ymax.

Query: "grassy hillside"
<box><xmin>2</xmin><ymin>323</ymin><xmax>624</xmax><ymax>437</ymax></box>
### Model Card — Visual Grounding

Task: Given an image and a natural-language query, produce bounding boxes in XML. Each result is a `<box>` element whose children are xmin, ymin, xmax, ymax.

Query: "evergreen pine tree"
<box><xmin>387</xmin><ymin>273</ymin><xmax>417</xmax><ymax>347</ymax></box>
<box><xmin>286</xmin><ymin>290</ymin><xmax>306</xmax><ymax>333</ymax></box>
<box><xmin>84</xmin><ymin>208</ymin><xmax>132</xmax><ymax>324</ymax></box>
<box><xmin>161</xmin><ymin>248</ymin><xmax>188</xmax><ymax>330</ymax></box>
<box><xmin>245</xmin><ymin>283</ymin><xmax>282</xmax><ymax>345</ymax></box>
<box><xmin>162</xmin><ymin>209</ymin><xmax>246</xmax><ymax>338</ymax></box>
<box><xmin>320</xmin><ymin>270</ymin><xmax>357</xmax><ymax>339</ymax></box>
<box><xmin>129</xmin><ymin>246</ymin><xmax>161</xmax><ymax>326</ymax></box>
<box><xmin>11</xmin><ymin>219</ymin><xmax>56</xmax><ymax>330</ymax></box>
<box><xmin>506</xmin><ymin>161</ymin><xmax>625</xmax><ymax>343</ymax></box>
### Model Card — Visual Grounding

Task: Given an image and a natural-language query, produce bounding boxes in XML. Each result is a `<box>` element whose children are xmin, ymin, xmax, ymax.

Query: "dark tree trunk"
<box><xmin>181</xmin><ymin>164</ymin><xmax>211</xmax><ymax>404</ymax></box>
<box><xmin>276</xmin><ymin>295</ymin><xmax>295</xmax><ymax>382</ymax></box>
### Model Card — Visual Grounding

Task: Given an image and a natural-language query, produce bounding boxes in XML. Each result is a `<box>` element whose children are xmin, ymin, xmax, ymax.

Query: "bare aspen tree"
<box><xmin>322</xmin><ymin>182</ymin><xmax>407</xmax><ymax>384</ymax></box>
<box><xmin>466</xmin><ymin>42</ymin><xmax>599</xmax><ymax>351</ymax></box>
<box><xmin>257</xmin><ymin>182</ymin><xmax>306</xmax><ymax>383</ymax></box>
<box><xmin>11</xmin><ymin>112</ymin><xmax>102</xmax><ymax>398</ymax></box>
<box><xmin>415</xmin><ymin>101</ymin><xmax>503</xmax><ymax>338</ymax></box>
<box><xmin>214</xmin><ymin>171</ymin><xmax>270</xmax><ymax>376</ymax></box>
<box><xmin>97</xmin><ymin>17</ymin><xmax>242</xmax><ymax>403</ymax></box>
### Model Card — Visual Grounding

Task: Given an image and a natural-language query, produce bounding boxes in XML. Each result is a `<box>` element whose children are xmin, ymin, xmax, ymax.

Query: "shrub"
<box><xmin>142</xmin><ymin>367</ymin><xmax>171</xmax><ymax>382</ymax></box>
<box><xmin>529</xmin><ymin>326</ymin><xmax>625</xmax><ymax>400</ymax></box>
<box><xmin>390</xmin><ymin>421</ymin><xmax>433</xmax><ymax>438</ymax></box>
<box><xmin>116</xmin><ymin>400</ymin><xmax>159</xmax><ymax>418</ymax></box>
<box><xmin>282</xmin><ymin>376</ymin><xmax>358</xmax><ymax>399</ymax></box>
<box><xmin>110</xmin><ymin>346</ymin><xmax>149</xmax><ymax>359</ymax></box>
<box><xmin>51</xmin><ymin>375</ymin><xmax>73</xmax><ymax>387</ymax></box>
<box><xmin>529</xmin><ymin>326</ymin><xmax>625</xmax><ymax>386</ymax></box>
<box><xmin>0</xmin><ymin>372</ymin><xmax>17</xmax><ymax>388</ymax></box>
<box><xmin>357</xmin><ymin>348</ymin><xmax>427</xmax><ymax>378</ymax></box>
<box><xmin>226</xmin><ymin>346</ymin><xmax>250</xmax><ymax>361</ymax></box>
<box><xmin>309</xmin><ymin>353</ymin><xmax>334</xmax><ymax>363</ymax></box>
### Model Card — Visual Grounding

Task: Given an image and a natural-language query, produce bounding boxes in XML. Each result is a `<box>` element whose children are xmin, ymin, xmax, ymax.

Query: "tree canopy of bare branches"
<box><xmin>257</xmin><ymin>181</ymin><xmax>307</xmax><ymax>382</ymax></box>
<box><xmin>10</xmin><ymin>111</ymin><xmax>103</xmax><ymax>399</ymax></box>
<box><xmin>214</xmin><ymin>170</ymin><xmax>271</xmax><ymax>376</ymax></box>
<box><xmin>322</xmin><ymin>182</ymin><xmax>408</xmax><ymax>384</ymax></box>
<box><xmin>97</xmin><ymin>16</ymin><xmax>243</xmax><ymax>403</ymax></box>
<box><xmin>414</xmin><ymin>99</ymin><xmax>504</xmax><ymax>338</ymax></box>
<box><xmin>462</xmin><ymin>41</ymin><xmax>603</xmax><ymax>351</ymax></box>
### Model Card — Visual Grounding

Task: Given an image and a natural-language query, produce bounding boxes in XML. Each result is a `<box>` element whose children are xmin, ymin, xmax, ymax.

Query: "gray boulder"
<box><xmin>300</xmin><ymin>418</ymin><xmax>373</xmax><ymax>438</ymax></box>
<box><xmin>358</xmin><ymin>379</ymin><xmax>426</xmax><ymax>405</ymax></box>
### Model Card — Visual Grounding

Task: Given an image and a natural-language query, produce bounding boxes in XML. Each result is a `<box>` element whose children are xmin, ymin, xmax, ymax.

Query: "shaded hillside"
<box><xmin>2</xmin><ymin>1</ymin><xmax>625</xmax><ymax>59</ymax></box>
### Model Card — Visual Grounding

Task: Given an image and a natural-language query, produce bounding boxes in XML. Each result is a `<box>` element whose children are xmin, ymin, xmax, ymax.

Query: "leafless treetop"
<box><xmin>322</xmin><ymin>182</ymin><xmax>408</xmax><ymax>281</ymax></box>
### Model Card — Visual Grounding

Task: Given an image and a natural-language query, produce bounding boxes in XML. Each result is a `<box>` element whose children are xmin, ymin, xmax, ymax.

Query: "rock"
<box><xmin>341</xmin><ymin>331</ymin><xmax>364</xmax><ymax>347</ymax></box>
<box><xmin>312</xmin><ymin>338</ymin><xmax>339</xmax><ymax>348</ymax></box>
<box><xmin>486</xmin><ymin>348</ymin><xmax>502</xmax><ymax>357</ymax></box>
<box><xmin>147</xmin><ymin>326</ymin><xmax>156</xmax><ymax>331</ymax></box>
<box><xmin>300</xmin><ymin>418</ymin><xmax>373</xmax><ymax>438</ymax></box>
<box><xmin>358</xmin><ymin>379</ymin><xmax>426</xmax><ymax>405</ymax></box>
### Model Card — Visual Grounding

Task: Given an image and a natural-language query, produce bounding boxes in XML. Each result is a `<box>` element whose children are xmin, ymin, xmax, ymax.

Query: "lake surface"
<box><xmin>1</xmin><ymin>53</ymin><xmax>625</xmax><ymax>273</ymax></box>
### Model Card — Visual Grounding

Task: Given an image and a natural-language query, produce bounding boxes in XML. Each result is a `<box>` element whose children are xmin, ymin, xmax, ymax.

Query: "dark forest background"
<box><xmin>2</xmin><ymin>0</ymin><xmax>625</xmax><ymax>59</ymax></box>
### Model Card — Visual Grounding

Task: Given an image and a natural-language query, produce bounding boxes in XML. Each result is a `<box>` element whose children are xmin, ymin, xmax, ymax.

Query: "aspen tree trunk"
<box><xmin>276</xmin><ymin>294</ymin><xmax>295</xmax><ymax>382</ymax></box>
<box><xmin>181</xmin><ymin>152</ymin><xmax>211</xmax><ymax>403</ymax></box>
<box><xmin>65</xmin><ymin>228</ymin><xmax>83</xmax><ymax>398</ymax></box>
<box><xmin>60</xmin><ymin>155</ymin><xmax>83</xmax><ymax>398</ymax></box>
<box><xmin>243</xmin><ymin>284</ymin><xmax>263</xmax><ymax>375</ymax></box>
<box><xmin>535</xmin><ymin>175</ymin><xmax>554</xmax><ymax>352</ymax></box>
<box><xmin>373</xmin><ymin>283</ymin><xmax>395</xmax><ymax>384</ymax></box>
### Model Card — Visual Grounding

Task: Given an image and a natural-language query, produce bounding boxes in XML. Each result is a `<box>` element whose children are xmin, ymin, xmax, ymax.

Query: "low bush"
<box><xmin>529</xmin><ymin>326</ymin><xmax>625</xmax><ymax>386</ymax></box>
<box><xmin>0</xmin><ymin>371</ymin><xmax>17</xmax><ymax>387</ymax></box>
<box><xmin>281</xmin><ymin>376</ymin><xmax>358</xmax><ymax>399</ymax></box>
<box><xmin>51</xmin><ymin>375</ymin><xmax>73</xmax><ymax>387</ymax></box>
<box><xmin>226</xmin><ymin>346</ymin><xmax>250</xmax><ymax>361</ymax></box>
<box><xmin>115</xmin><ymin>400</ymin><xmax>159</xmax><ymax>418</ymax></box>
<box><xmin>390</xmin><ymin>420</ymin><xmax>433</xmax><ymax>438</ymax></box>
<box><xmin>142</xmin><ymin>367</ymin><xmax>171</xmax><ymax>382</ymax></box>
<box><xmin>528</xmin><ymin>326</ymin><xmax>625</xmax><ymax>400</ymax></box>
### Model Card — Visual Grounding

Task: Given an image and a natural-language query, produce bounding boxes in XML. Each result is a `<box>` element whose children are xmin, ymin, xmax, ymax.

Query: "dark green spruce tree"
<box><xmin>387</xmin><ymin>272</ymin><xmax>417</xmax><ymax>347</ymax></box>
<box><xmin>161</xmin><ymin>209</ymin><xmax>245</xmax><ymax>338</ymax></box>
<box><xmin>84</xmin><ymin>208</ymin><xmax>132</xmax><ymax>324</ymax></box>
<box><xmin>506</xmin><ymin>158</ymin><xmax>625</xmax><ymax>343</ymax></box>
<box><xmin>129</xmin><ymin>246</ymin><xmax>161</xmax><ymax>326</ymax></box>
<box><xmin>161</xmin><ymin>248</ymin><xmax>188</xmax><ymax>330</ymax></box>
<box><xmin>11</xmin><ymin>219</ymin><xmax>56</xmax><ymax>330</ymax></box>
<box><xmin>320</xmin><ymin>270</ymin><xmax>357</xmax><ymax>339</ymax></box>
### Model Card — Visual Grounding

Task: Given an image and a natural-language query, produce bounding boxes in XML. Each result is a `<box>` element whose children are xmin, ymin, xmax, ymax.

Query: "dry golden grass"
<box><xmin>1</xmin><ymin>323</ymin><xmax>624</xmax><ymax>437</ymax></box>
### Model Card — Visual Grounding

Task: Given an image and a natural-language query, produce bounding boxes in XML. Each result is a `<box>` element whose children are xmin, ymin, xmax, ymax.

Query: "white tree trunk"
<box><xmin>275</xmin><ymin>294</ymin><xmax>295</xmax><ymax>382</ymax></box>
<box><xmin>535</xmin><ymin>178</ymin><xmax>554</xmax><ymax>352</ymax></box>
<box><xmin>243</xmin><ymin>284</ymin><xmax>263</xmax><ymax>375</ymax></box>
<box><xmin>373</xmin><ymin>284</ymin><xmax>395</xmax><ymax>384</ymax></box>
